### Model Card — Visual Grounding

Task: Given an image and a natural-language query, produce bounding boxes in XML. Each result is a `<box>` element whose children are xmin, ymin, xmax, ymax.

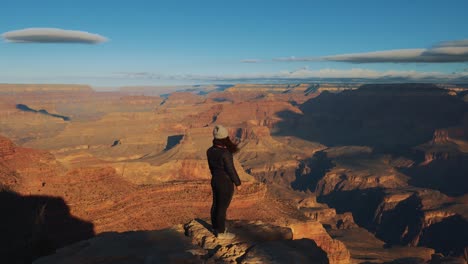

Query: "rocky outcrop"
<box><xmin>35</xmin><ymin>219</ymin><xmax>340</xmax><ymax>264</ymax></box>
<box><xmin>184</xmin><ymin>219</ymin><xmax>351</xmax><ymax>263</ymax></box>
<box><xmin>316</xmin><ymin>168</ymin><xmax>408</xmax><ymax>197</ymax></box>
<box><xmin>185</xmin><ymin>219</ymin><xmax>293</xmax><ymax>263</ymax></box>
<box><xmin>286</xmin><ymin>220</ymin><xmax>351</xmax><ymax>264</ymax></box>
<box><xmin>40</xmin><ymin>219</ymin><xmax>450</xmax><ymax>264</ymax></box>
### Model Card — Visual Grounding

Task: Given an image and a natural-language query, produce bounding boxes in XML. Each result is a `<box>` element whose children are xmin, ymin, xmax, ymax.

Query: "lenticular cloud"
<box><xmin>2</xmin><ymin>28</ymin><xmax>108</xmax><ymax>44</ymax></box>
<box><xmin>274</xmin><ymin>39</ymin><xmax>468</xmax><ymax>63</ymax></box>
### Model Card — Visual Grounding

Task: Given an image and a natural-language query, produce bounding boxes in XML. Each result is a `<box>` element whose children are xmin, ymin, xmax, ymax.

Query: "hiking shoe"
<box><xmin>217</xmin><ymin>232</ymin><xmax>236</xmax><ymax>240</ymax></box>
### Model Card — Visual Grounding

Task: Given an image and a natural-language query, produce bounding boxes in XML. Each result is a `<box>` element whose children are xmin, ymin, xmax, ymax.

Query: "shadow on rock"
<box><xmin>292</xmin><ymin>151</ymin><xmax>335</xmax><ymax>192</ymax></box>
<box><xmin>419</xmin><ymin>215</ymin><xmax>468</xmax><ymax>257</ymax></box>
<box><xmin>399</xmin><ymin>155</ymin><xmax>468</xmax><ymax>197</ymax></box>
<box><xmin>0</xmin><ymin>188</ymin><xmax>95</xmax><ymax>264</ymax></box>
<box><xmin>35</xmin><ymin>228</ymin><xmax>206</xmax><ymax>264</ymax></box>
<box><xmin>317</xmin><ymin>187</ymin><xmax>387</xmax><ymax>230</ymax></box>
<box><xmin>376</xmin><ymin>194</ymin><xmax>424</xmax><ymax>246</ymax></box>
<box><xmin>274</xmin><ymin>84</ymin><xmax>467</xmax><ymax>153</ymax></box>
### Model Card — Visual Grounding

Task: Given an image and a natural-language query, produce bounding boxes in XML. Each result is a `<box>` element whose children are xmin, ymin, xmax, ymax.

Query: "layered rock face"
<box><xmin>1</xmin><ymin>135</ymin><xmax>312</xmax><ymax>262</ymax></box>
<box><xmin>0</xmin><ymin>135</ymin><xmax>64</xmax><ymax>191</ymax></box>
<box><xmin>1</xmin><ymin>136</ymin><xmax>278</xmax><ymax>233</ymax></box>
<box><xmin>315</xmin><ymin>152</ymin><xmax>468</xmax><ymax>257</ymax></box>
<box><xmin>276</xmin><ymin>83</ymin><xmax>468</xmax><ymax>152</ymax></box>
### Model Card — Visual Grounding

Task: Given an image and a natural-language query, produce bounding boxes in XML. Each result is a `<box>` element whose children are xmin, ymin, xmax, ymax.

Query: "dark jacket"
<box><xmin>207</xmin><ymin>146</ymin><xmax>241</xmax><ymax>186</ymax></box>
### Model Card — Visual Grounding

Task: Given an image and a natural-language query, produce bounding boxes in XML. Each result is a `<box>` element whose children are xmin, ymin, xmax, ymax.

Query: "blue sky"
<box><xmin>1</xmin><ymin>0</ymin><xmax>468</xmax><ymax>87</ymax></box>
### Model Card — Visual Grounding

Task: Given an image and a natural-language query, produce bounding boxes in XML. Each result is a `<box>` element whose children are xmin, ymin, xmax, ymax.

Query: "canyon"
<box><xmin>0</xmin><ymin>83</ymin><xmax>467</xmax><ymax>263</ymax></box>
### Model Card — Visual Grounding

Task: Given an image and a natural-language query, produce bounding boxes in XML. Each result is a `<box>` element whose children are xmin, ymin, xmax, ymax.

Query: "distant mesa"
<box><xmin>0</xmin><ymin>84</ymin><xmax>94</xmax><ymax>94</ymax></box>
<box><xmin>16</xmin><ymin>104</ymin><xmax>70</xmax><ymax>121</ymax></box>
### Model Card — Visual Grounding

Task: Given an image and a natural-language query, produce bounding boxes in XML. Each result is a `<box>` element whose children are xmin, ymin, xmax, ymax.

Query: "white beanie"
<box><xmin>213</xmin><ymin>125</ymin><xmax>229</xmax><ymax>139</ymax></box>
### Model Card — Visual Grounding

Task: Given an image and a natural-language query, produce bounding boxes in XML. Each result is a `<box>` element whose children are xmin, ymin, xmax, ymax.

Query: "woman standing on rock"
<box><xmin>207</xmin><ymin>125</ymin><xmax>242</xmax><ymax>239</ymax></box>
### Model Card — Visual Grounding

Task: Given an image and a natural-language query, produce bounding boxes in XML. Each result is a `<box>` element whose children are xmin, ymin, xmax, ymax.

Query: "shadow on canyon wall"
<box><xmin>419</xmin><ymin>215</ymin><xmax>468</xmax><ymax>257</ymax></box>
<box><xmin>319</xmin><ymin>188</ymin><xmax>468</xmax><ymax>257</ymax></box>
<box><xmin>16</xmin><ymin>104</ymin><xmax>70</xmax><ymax>121</ymax></box>
<box><xmin>375</xmin><ymin>194</ymin><xmax>424</xmax><ymax>246</ymax></box>
<box><xmin>317</xmin><ymin>187</ymin><xmax>387</xmax><ymax>229</ymax></box>
<box><xmin>164</xmin><ymin>135</ymin><xmax>184</xmax><ymax>151</ymax></box>
<box><xmin>399</xmin><ymin>154</ymin><xmax>468</xmax><ymax>197</ymax></box>
<box><xmin>291</xmin><ymin>151</ymin><xmax>335</xmax><ymax>192</ymax></box>
<box><xmin>0</xmin><ymin>188</ymin><xmax>94</xmax><ymax>264</ymax></box>
<box><xmin>274</xmin><ymin>84</ymin><xmax>467</xmax><ymax>153</ymax></box>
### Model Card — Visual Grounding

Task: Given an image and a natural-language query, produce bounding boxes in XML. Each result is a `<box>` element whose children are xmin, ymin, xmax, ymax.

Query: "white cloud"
<box><xmin>274</xmin><ymin>39</ymin><xmax>468</xmax><ymax>63</ymax></box>
<box><xmin>435</xmin><ymin>39</ymin><xmax>468</xmax><ymax>47</ymax></box>
<box><xmin>2</xmin><ymin>28</ymin><xmax>108</xmax><ymax>44</ymax></box>
<box><xmin>323</xmin><ymin>49</ymin><xmax>430</xmax><ymax>63</ymax></box>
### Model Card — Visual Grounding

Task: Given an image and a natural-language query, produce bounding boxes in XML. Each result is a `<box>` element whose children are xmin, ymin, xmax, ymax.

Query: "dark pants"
<box><xmin>210</xmin><ymin>175</ymin><xmax>234</xmax><ymax>234</ymax></box>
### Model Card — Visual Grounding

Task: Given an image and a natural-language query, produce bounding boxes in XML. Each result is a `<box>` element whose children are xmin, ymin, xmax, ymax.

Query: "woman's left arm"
<box><xmin>223</xmin><ymin>151</ymin><xmax>241</xmax><ymax>186</ymax></box>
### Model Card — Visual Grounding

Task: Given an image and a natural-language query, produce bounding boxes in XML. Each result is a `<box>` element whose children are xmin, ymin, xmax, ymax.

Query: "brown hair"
<box><xmin>213</xmin><ymin>137</ymin><xmax>239</xmax><ymax>154</ymax></box>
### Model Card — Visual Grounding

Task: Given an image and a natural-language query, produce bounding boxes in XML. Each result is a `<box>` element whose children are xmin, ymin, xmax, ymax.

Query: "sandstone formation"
<box><xmin>2</xmin><ymin>83</ymin><xmax>467</xmax><ymax>262</ymax></box>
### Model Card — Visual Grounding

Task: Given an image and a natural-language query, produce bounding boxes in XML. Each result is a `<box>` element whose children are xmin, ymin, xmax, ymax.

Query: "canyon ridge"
<box><xmin>1</xmin><ymin>83</ymin><xmax>467</xmax><ymax>264</ymax></box>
